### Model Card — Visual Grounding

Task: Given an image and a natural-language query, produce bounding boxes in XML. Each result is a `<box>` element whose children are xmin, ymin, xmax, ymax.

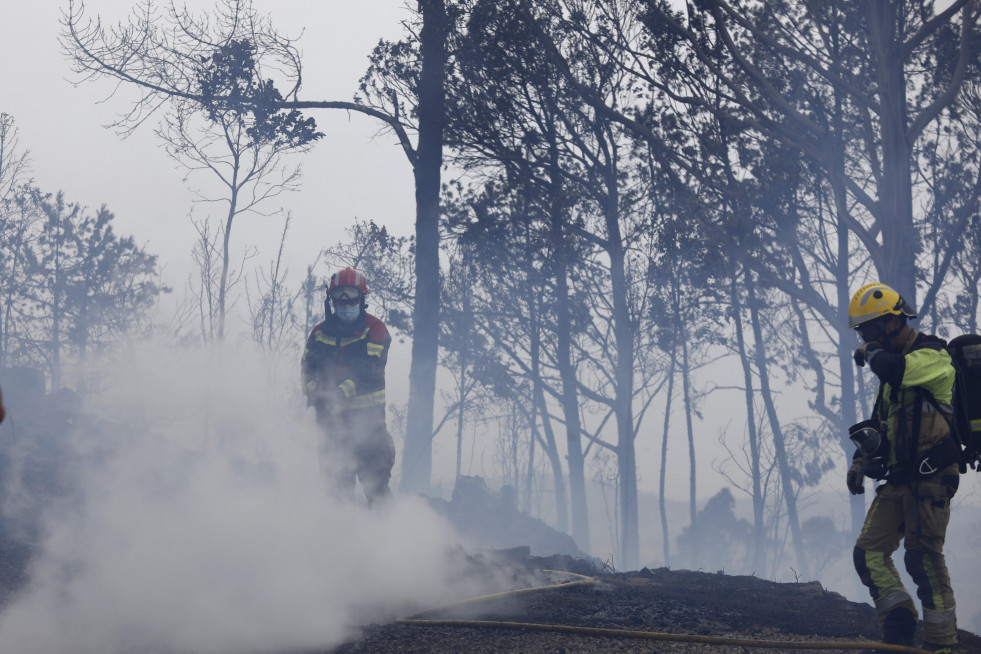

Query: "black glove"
<box><xmin>846</xmin><ymin>459</ymin><xmax>867</xmax><ymax>495</ymax></box>
<box><xmin>854</xmin><ymin>342</ymin><xmax>883</xmax><ymax>368</ymax></box>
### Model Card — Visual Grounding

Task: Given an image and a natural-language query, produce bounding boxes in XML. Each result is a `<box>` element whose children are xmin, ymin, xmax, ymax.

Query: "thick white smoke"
<box><xmin>0</xmin><ymin>342</ymin><xmax>475</xmax><ymax>654</ymax></box>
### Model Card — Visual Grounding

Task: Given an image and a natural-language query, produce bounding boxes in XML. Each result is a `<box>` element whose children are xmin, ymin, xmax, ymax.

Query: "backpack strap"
<box><xmin>893</xmin><ymin>335</ymin><xmax>957</xmax><ymax>477</ymax></box>
<box><xmin>919</xmin><ymin>387</ymin><xmax>966</xmax><ymax>475</ymax></box>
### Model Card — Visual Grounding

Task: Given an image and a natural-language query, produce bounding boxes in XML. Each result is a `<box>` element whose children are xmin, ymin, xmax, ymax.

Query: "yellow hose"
<box><xmin>397</xmin><ymin>570</ymin><xmax>933</xmax><ymax>653</ymax></box>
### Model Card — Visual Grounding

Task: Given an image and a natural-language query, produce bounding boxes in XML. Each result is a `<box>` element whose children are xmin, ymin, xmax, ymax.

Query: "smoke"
<box><xmin>0</xmin><ymin>342</ymin><xmax>474</xmax><ymax>654</ymax></box>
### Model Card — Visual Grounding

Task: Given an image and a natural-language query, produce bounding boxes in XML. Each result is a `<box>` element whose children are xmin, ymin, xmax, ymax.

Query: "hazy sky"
<box><xmin>0</xmin><ymin>0</ymin><xmax>417</xmax><ymax>297</ymax></box>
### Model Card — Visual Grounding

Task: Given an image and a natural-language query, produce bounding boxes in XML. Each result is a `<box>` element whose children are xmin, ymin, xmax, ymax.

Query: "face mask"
<box><xmin>335</xmin><ymin>304</ymin><xmax>360</xmax><ymax>322</ymax></box>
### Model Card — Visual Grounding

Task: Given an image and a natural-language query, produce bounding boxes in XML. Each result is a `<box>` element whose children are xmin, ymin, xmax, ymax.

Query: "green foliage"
<box><xmin>0</xmin><ymin>184</ymin><xmax>166</xmax><ymax>383</ymax></box>
<box><xmin>196</xmin><ymin>39</ymin><xmax>322</xmax><ymax>149</ymax></box>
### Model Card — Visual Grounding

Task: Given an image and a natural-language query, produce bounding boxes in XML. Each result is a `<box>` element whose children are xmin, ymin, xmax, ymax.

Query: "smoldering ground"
<box><xmin>0</xmin><ymin>342</ymin><xmax>492</xmax><ymax>654</ymax></box>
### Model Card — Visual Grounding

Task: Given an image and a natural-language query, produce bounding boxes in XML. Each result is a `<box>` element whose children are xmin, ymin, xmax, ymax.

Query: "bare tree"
<box><xmin>439</xmin><ymin>240</ymin><xmax>497</xmax><ymax>481</ymax></box>
<box><xmin>178</xmin><ymin>213</ymin><xmax>255</xmax><ymax>343</ymax></box>
<box><xmin>449</xmin><ymin>2</ymin><xmax>594</xmax><ymax>546</ymax></box>
<box><xmin>158</xmin><ymin>91</ymin><xmax>311</xmax><ymax>340</ymax></box>
<box><xmin>246</xmin><ymin>212</ymin><xmax>301</xmax><ymax>352</ymax></box>
<box><xmin>449</xmin><ymin>183</ymin><xmax>574</xmax><ymax>535</ymax></box>
<box><xmin>0</xmin><ymin>186</ymin><xmax>44</xmax><ymax>368</ymax></box>
<box><xmin>62</xmin><ymin>2</ymin><xmax>319</xmax><ymax>343</ymax></box>
<box><xmin>352</xmin><ymin>0</ymin><xmax>452</xmax><ymax>493</ymax></box>
<box><xmin>0</xmin><ymin>115</ymin><xmax>36</xmax><ymax>368</ymax></box>
<box><xmin>0</xmin><ymin>113</ymin><xmax>31</xmax><ymax>201</ymax></box>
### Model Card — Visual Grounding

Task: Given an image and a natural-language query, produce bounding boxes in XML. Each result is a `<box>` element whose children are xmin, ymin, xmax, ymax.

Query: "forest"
<box><xmin>3</xmin><ymin>0</ymin><xmax>981</xmax><ymax>586</ymax></box>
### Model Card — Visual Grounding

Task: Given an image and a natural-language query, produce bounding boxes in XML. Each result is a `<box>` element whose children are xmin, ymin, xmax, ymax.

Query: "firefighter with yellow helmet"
<box><xmin>847</xmin><ymin>282</ymin><xmax>959</xmax><ymax>653</ymax></box>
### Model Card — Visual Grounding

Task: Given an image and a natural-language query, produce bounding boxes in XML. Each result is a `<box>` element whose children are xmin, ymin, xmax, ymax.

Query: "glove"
<box><xmin>337</xmin><ymin>379</ymin><xmax>355</xmax><ymax>400</ymax></box>
<box><xmin>854</xmin><ymin>342</ymin><xmax>883</xmax><ymax>368</ymax></box>
<box><xmin>846</xmin><ymin>459</ymin><xmax>867</xmax><ymax>495</ymax></box>
<box><xmin>305</xmin><ymin>379</ymin><xmax>335</xmax><ymax>408</ymax></box>
<box><xmin>305</xmin><ymin>378</ymin><xmax>324</xmax><ymax>397</ymax></box>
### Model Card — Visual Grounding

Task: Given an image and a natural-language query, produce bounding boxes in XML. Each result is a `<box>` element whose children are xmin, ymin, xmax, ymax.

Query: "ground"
<box><xmin>326</xmin><ymin>554</ymin><xmax>981</xmax><ymax>654</ymax></box>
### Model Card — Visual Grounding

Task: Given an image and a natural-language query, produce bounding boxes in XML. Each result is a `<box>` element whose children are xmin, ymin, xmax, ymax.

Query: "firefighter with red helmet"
<box><xmin>301</xmin><ymin>267</ymin><xmax>394</xmax><ymax>504</ymax></box>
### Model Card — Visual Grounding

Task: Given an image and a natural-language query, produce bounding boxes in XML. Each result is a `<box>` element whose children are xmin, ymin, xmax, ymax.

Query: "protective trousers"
<box><xmin>853</xmin><ymin>468</ymin><xmax>959</xmax><ymax>647</ymax></box>
<box><xmin>316</xmin><ymin>405</ymin><xmax>395</xmax><ymax>505</ymax></box>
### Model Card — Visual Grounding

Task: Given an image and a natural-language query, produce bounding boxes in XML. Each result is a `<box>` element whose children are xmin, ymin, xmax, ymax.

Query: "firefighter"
<box><xmin>847</xmin><ymin>282</ymin><xmax>959</xmax><ymax>653</ymax></box>
<box><xmin>301</xmin><ymin>267</ymin><xmax>394</xmax><ymax>505</ymax></box>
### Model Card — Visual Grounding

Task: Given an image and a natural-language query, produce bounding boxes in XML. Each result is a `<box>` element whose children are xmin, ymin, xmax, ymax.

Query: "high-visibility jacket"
<box><xmin>301</xmin><ymin>312</ymin><xmax>391</xmax><ymax>412</ymax></box>
<box><xmin>869</xmin><ymin>329</ymin><xmax>955</xmax><ymax>468</ymax></box>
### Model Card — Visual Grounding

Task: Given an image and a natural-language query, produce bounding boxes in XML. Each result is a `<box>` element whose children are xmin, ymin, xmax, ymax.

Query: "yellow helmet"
<box><xmin>848</xmin><ymin>283</ymin><xmax>917</xmax><ymax>329</ymax></box>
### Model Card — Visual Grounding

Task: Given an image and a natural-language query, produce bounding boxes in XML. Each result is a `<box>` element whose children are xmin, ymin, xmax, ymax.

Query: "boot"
<box><xmin>921</xmin><ymin>643</ymin><xmax>955</xmax><ymax>654</ymax></box>
<box><xmin>881</xmin><ymin>606</ymin><xmax>917</xmax><ymax>647</ymax></box>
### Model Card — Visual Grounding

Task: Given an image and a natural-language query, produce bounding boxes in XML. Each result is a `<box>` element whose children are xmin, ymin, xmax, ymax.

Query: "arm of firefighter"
<box><xmin>301</xmin><ymin>349</ymin><xmax>315</xmax><ymax>398</ymax></box>
<box><xmin>363</xmin><ymin>322</ymin><xmax>392</xmax><ymax>389</ymax></box>
<box><xmin>305</xmin><ymin>378</ymin><xmax>324</xmax><ymax>397</ymax></box>
<box><xmin>0</xmin><ymin>386</ymin><xmax>5</xmax><ymax>424</ymax></box>
<box><xmin>866</xmin><ymin>347</ymin><xmax>905</xmax><ymax>386</ymax></box>
<box><xmin>337</xmin><ymin>379</ymin><xmax>356</xmax><ymax>399</ymax></box>
<box><xmin>300</xmin><ymin>331</ymin><xmax>323</xmax><ymax>401</ymax></box>
<box><xmin>847</xmin><ymin>456</ymin><xmax>867</xmax><ymax>495</ymax></box>
<box><xmin>854</xmin><ymin>342</ymin><xmax>883</xmax><ymax>368</ymax></box>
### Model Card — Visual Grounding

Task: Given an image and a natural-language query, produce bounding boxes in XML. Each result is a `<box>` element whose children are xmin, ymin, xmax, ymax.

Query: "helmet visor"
<box><xmin>856</xmin><ymin>317</ymin><xmax>887</xmax><ymax>343</ymax></box>
<box><xmin>330</xmin><ymin>286</ymin><xmax>362</xmax><ymax>305</ymax></box>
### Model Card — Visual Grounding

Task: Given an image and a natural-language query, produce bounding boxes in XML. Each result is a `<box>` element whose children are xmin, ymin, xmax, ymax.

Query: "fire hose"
<box><xmin>397</xmin><ymin>570</ymin><xmax>933</xmax><ymax>653</ymax></box>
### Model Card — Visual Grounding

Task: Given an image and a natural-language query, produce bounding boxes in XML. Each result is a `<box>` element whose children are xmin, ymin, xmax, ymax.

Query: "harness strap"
<box><xmin>916</xmin><ymin>435</ymin><xmax>962</xmax><ymax>477</ymax></box>
<box><xmin>920</xmin><ymin>387</ymin><xmax>967</xmax><ymax>474</ymax></box>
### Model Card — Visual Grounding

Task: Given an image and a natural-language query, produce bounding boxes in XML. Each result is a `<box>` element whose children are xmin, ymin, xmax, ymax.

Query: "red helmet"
<box><xmin>328</xmin><ymin>267</ymin><xmax>368</xmax><ymax>298</ymax></box>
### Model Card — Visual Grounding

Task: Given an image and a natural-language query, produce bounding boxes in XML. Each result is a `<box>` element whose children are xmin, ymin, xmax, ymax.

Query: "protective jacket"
<box><xmin>864</xmin><ymin>329</ymin><xmax>955</xmax><ymax>471</ymax></box>
<box><xmin>853</xmin><ymin>328</ymin><xmax>960</xmax><ymax>648</ymax></box>
<box><xmin>301</xmin><ymin>312</ymin><xmax>391</xmax><ymax>412</ymax></box>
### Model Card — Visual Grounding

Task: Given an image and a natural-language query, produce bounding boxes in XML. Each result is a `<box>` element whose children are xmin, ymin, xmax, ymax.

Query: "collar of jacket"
<box><xmin>899</xmin><ymin>328</ymin><xmax>918</xmax><ymax>356</ymax></box>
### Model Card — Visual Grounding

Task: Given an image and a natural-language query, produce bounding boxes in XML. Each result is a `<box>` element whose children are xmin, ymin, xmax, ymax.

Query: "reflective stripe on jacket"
<box><xmin>301</xmin><ymin>312</ymin><xmax>391</xmax><ymax>411</ymax></box>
